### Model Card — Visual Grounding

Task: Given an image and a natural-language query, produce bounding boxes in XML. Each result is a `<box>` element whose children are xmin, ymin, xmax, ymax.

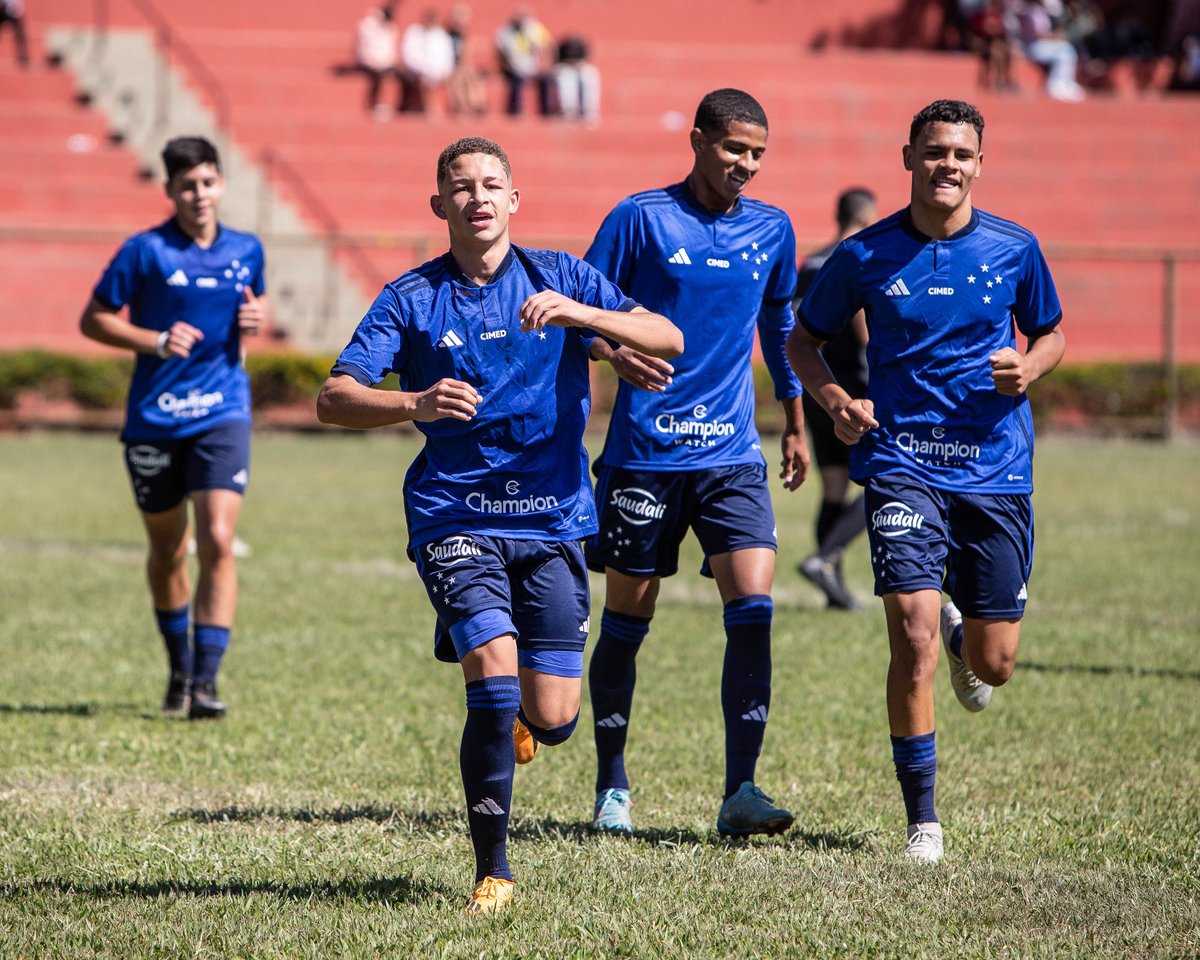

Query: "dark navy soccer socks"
<box><xmin>588</xmin><ymin>609</ymin><xmax>651</xmax><ymax>792</ymax></box>
<box><xmin>892</xmin><ymin>731</ymin><xmax>938</xmax><ymax>825</ymax></box>
<box><xmin>721</xmin><ymin>595</ymin><xmax>773</xmax><ymax>799</ymax></box>
<box><xmin>948</xmin><ymin>619</ymin><xmax>965</xmax><ymax>660</ymax></box>
<box><xmin>518</xmin><ymin>706</ymin><xmax>579</xmax><ymax>746</ymax></box>
<box><xmin>155</xmin><ymin>605</ymin><xmax>192</xmax><ymax>676</ymax></box>
<box><xmin>462</xmin><ymin>676</ymin><xmax>521</xmax><ymax>883</ymax></box>
<box><xmin>192</xmin><ymin>624</ymin><xmax>230</xmax><ymax>685</ymax></box>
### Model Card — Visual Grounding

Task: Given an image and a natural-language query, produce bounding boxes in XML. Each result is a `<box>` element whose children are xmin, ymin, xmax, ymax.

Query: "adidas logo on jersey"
<box><xmin>437</xmin><ymin>330</ymin><xmax>465</xmax><ymax>349</ymax></box>
<box><xmin>166</xmin><ymin>269</ymin><xmax>189</xmax><ymax>287</ymax></box>
<box><xmin>596</xmin><ymin>713</ymin><xmax>627</xmax><ymax>729</ymax></box>
<box><xmin>741</xmin><ymin>704</ymin><xmax>769</xmax><ymax>723</ymax></box>
<box><xmin>884</xmin><ymin>278</ymin><xmax>911</xmax><ymax>297</ymax></box>
<box><xmin>471</xmin><ymin>797</ymin><xmax>505</xmax><ymax>816</ymax></box>
<box><xmin>668</xmin><ymin>247</ymin><xmax>692</xmax><ymax>265</ymax></box>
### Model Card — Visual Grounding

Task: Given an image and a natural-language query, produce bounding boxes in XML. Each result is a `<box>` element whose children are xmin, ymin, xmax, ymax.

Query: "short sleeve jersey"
<box><xmin>332</xmin><ymin>246</ymin><xmax>637</xmax><ymax>550</ymax></box>
<box><xmin>93</xmin><ymin>219</ymin><xmax>265</xmax><ymax>441</ymax></box>
<box><xmin>586</xmin><ymin>182</ymin><xmax>799</xmax><ymax>471</ymax></box>
<box><xmin>798</xmin><ymin>208</ymin><xmax>1062</xmax><ymax>494</ymax></box>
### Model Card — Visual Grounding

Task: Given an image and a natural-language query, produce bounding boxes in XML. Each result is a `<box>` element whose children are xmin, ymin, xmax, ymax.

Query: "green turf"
<box><xmin>0</xmin><ymin>431</ymin><xmax>1197</xmax><ymax>958</ymax></box>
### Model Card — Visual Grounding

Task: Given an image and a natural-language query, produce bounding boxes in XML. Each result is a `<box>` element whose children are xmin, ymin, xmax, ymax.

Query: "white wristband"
<box><xmin>155</xmin><ymin>330</ymin><xmax>171</xmax><ymax>358</ymax></box>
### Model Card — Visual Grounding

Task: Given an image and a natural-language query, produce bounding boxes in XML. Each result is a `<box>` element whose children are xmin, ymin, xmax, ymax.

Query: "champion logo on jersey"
<box><xmin>741</xmin><ymin>704</ymin><xmax>769</xmax><ymax>723</ymax></box>
<box><xmin>884</xmin><ymin>278</ymin><xmax>911</xmax><ymax>297</ymax></box>
<box><xmin>437</xmin><ymin>330</ymin><xmax>466</xmax><ymax>349</ymax></box>
<box><xmin>166</xmin><ymin>269</ymin><xmax>189</xmax><ymax>287</ymax></box>
<box><xmin>596</xmin><ymin>713</ymin><xmax>627</xmax><ymax>729</ymax></box>
<box><xmin>471</xmin><ymin>797</ymin><xmax>505</xmax><ymax>816</ymax></box>
<box><xmin>668</xmin><ymin>247</ymin><xmax>692</xmax><ymax>265</ymax></box>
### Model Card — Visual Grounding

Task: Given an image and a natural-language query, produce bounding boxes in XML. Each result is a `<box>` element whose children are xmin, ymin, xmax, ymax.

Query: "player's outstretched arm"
<box><xmin>519</xmin><ymin>292</ymin><xmax>683</xmax><ymax>359</ymax></box>
<box><xmin>989</xmin><ymin>326</ymin><xmax>1066</xmax><ymax>397</ymax></box>
<box><xmin>80</xmin><ymin>296</ymin><xmax>204</xmax><ymax>359</ymax></box>
<box><xmin>786</xmin><ymin>325</ymin><xmax>877</xmax><ymax>446</ymax></box>
<box><xmin>317</xmin><ymin>373</ymin><xmax>482</xmax><ymax>429</ymax></box>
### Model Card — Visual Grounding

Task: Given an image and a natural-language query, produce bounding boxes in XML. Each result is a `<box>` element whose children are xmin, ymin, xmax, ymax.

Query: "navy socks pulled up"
<box><xmin>155</xmin><ymin>605</ymin><xmax>192</xmax><ymax>676</ymax></box>
<box><xmin>721</xmin><ymin>595</ymin><xmax>773</xmax><ymax>799</ymax></box>
<box><xmin>462</xmin><ymin>676</ymin><xmax>521</xmax><ymax>882</ymax></box>
<box><xmin>892</xmin><ymin>731</ymin><xmax>937</xmax><ymax>825</ymax></box>
<box><xmin>588</xmin><ymin>609</ymin><xmax>650</xmax><ymax>792</ymax></box>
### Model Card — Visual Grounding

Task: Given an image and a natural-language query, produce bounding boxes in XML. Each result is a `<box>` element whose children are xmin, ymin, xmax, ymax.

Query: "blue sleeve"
<box><xmin>93</xmin><ymin>236</ymin><xmax>145</xmax><ymax>312</ymax></box>
<box><xmin>757</xmin><ymin>300</ymin><xmax>802</xmax><ymax>400</ymax></box>
<box><xmin>796</xmin><ymin>242</ymin><xmax>864</xmax><ymax>341</ymax></box>
<box><xmin>1014</xmin><ymin>237</ymin><xmax>1063</xmax><ymax>337</ymax></box>
<box><xmin>584</xmin><ymin>198</ymin><xmax>641</xmax><ymax>290</ymax></box>
<box><xmin>561</xmin><ymin>253</ymin><xmax>638</xmax><ymax>351</ymax></box>
<box><xmin>252</xmin><ymin>239</ymin><xmax>267</xmax><ymax>297</ymax></box>
<box><xmin>330</xmin><ymin>285</ymin><xmax>407</xmax><ymax>386</ymax></box>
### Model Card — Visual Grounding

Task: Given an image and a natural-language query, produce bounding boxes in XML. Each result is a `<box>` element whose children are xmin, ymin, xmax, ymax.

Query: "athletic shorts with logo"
<box><xmin>864</xmin><ymin>473</ymin><xmax>1033</xmax><ymax>620</ymax></box>
<box><xmin>123</xmin><ymin>420</ymin><xmax>251</xmax><ymax>513</ymax></box>
<box><xmin>412</xmin><ymin>534</ymin><xmax>590</xmax><ymax>677</ymax></box>
<box><xmin>585</xmin><ymin>462</ymin><xmax>777</xmax><ymax>578</ymax></box>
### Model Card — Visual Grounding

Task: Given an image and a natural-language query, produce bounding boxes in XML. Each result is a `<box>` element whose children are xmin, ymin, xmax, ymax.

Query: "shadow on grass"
<box><xmin>0</xmin><ymin>702</ymin><xmax>141</xmax><ymax>717</ymax></box>
<box><xmin>171</xmin><ymin>803</ymin><xmax>462</xmax><ymax>829</ymax></box>
<box><xmin>0</xmin><ymin>873</ymin><xmax>446</xmax><ymax>904</ymax></box>
<box><xmin>1022</xmin><ymin>660</ymin><xmax>1200</xmax><ymax>683</ymax></box>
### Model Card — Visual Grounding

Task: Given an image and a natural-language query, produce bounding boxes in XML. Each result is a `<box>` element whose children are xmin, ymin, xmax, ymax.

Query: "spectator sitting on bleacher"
<box><xmin>959</xmin><ymin>0</ymin><xmax>1017</xmax><ymax>90</ymax></box>
<box><xmin>1017</xmin><ymin>0</ymin><xmax>1087</xmax><ymax>100</ymax></box>
<box><xmin>553</xmin><ymin>35</ymin><xmax>600</xmax><ymax>124</ymax></box>
<box><xmin>0</xmin><ymin>0</ymin><xmax>28</xmax><ymax>68</ymax></box>
<box><xmin>355</xmin><ymin>2</ymin><xmax>401</xmax><ymax>119</ymax></box>
<box><xmin>1169</xmin><ymin>34</ymin><xmax>1200</xmax><ymax>90</ymax></box>
<box><xmin>496</xmin><ymin>6</ymin><xmax>554</xmax><ymax>116</ymax></box>
<box><xmin>400</xmin><ymin>8</ymin><xmax>456</xmax><ymax>114</ymax></box>
<box><xmin>446</xmin><ymin>3</ymin><xmax>487</xmax><ymax>116</ymax></box>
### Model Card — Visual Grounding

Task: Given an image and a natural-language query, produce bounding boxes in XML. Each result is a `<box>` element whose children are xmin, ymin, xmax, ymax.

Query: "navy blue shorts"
<box><xmin>586</xmin><ymin>462</ymin><xmax>777</xmax><ymax>578</ymax></box>
<box><xmin>123</xmin><ymin>420</ymin><xmax>251</xmax><ymax>514</ymax></box>
<box><xmin>864</xmin><ymin>473</ymin><xmax>1033</xmax><ymax>620</ymax></box>
<box><xmin>412</xmin><ymin>534</ymin><xmax>590</xmax><ymax>677</ymax></box>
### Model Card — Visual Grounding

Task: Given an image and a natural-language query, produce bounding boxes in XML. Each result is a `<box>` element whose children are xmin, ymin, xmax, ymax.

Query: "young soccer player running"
<box><xmin>316</xmin><ymin>137</ymin><xmax>681</xmax><ymax>914</ymax></box>
<box><xmin>787</xmin><ymin>100</ymin><xmax>1066</xmax><ymax>862</ymax></box>
<box><xmin>584</xmin><ymin>88</ymin><xmax>808</xmax><ymax>837</ymax></box>
<box><xmin>81</xmin><ymin>136</ymin><xmax>269</xmax><ymax>721</ymax></box>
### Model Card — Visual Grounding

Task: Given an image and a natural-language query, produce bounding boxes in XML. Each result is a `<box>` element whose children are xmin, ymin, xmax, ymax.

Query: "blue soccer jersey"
<box><xmin>332</xmin><ymin>246</ymin><xmax>638</xmax><ymax>550</ymax></box>
<box><xmin>586</xmin><ymin>181</ymin><xmax>802</xmax><ymax>471</ymax></box>
<box><xmin>798</xmin><ymin>208</ymin><xmax>1063</xmax><ymax>494</ymax></box>
<box><xmin>94</xmin><ymin>219</ymin><xmax>265</xmax><ymax>441</ymax></box>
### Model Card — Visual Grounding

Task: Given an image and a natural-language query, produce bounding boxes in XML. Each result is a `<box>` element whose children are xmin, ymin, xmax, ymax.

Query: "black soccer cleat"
<box><xmin>798</xmin><ymin>554</ymin><xmax>864</xmax><ymax>611</ymax></box>
<box><xmin>162</xmin><ymin>671</ymin><xmax>192</xmax><ymax>717</ymax></box>
<box><xmin>188</xmin><ymin>678</ymin><xmax>227</xmax><ymax>720</ymax></box>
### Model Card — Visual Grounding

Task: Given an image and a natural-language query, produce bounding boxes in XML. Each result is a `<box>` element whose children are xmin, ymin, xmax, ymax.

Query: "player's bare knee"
<box><xmin>974</xmin><ymin>648</ymin><xmax>1016</xmax><ymax>686</ymax></box>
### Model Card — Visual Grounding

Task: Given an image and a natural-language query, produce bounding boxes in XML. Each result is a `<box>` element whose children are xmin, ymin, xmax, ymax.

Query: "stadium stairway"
<box><xmin>12</xmin><ymin>0</ymin><xmax>1200</xmax><ymax>360</ymax></box>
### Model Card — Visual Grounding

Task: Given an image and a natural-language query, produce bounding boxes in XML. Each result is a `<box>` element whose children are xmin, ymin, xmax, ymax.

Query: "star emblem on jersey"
<box><xmin>225</xmin><ymin>260</ymin><xmax>252</xmax><ymax>291</ymax></box>
<box><xmin>981</xmin><ymin>264</ymin><xmax>989</xmax><ymax>272</ymax></box>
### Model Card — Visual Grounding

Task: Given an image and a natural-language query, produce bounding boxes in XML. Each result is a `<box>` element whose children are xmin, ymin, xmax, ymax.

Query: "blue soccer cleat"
<box><xmin>716</xmin><ymin>782</ymin><xmax>794</xmax><ymax>838</ymax></box>
<box><xmin>591</xmin><ymin>788</ymin><xmax>633</xmax><ymax>834</ymax></box>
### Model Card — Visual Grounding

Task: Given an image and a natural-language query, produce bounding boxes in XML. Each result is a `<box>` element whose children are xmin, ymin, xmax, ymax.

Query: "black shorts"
<box><xmin>123</xmin><ymin>420</ymin><xmax>251</xmax><ymax>513</ymax></box>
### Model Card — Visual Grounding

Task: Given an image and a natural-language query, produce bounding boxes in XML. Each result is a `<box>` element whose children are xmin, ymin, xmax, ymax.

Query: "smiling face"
<box><xmin>165</xmin><ymin>162</ymin><xmax>224</xmax><ymax>241</ymax></box>
<box><xmin>903</xmin><ymin>120</ymin><xmax>982</xmax><ymax>233</ymax></box>
<box><xmin>430</xmin><ymin>152</ymin><xmax>519</xmax><ymax>252</ymax></box>
<box><xmin>688</xmin><ymin>120</ymin><xmax>768</xmax><ymax>213</ymax></box>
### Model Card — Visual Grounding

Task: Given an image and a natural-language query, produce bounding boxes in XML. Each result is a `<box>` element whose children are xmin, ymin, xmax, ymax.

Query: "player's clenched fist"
<box><xmin>238</xmin><ymin>287</ymin><xmax>268</xmax><ymax>335</ymax></box>
<box><xmin>160</xmin><ymin>321</ymin><xmax>204</xmax><ymax>359</ymax></box>
<box><xmin>413</xmin><ymin>378</ymin><xmax>483</xmax><ymax>422</ymax></box>
<box><xmin>989</xmin><ymin>347</ymin><xmax>1033</xmax><ymax>396</ymax></box>
<box><xmin>833</xmin><ymin>397</ymin><xmax>878</xmax><ymax>445</ymax></box>
<box><xmin>519</xmin><ymin>290</ymin><xmax>593</xmax><ymax>332</ymax></box>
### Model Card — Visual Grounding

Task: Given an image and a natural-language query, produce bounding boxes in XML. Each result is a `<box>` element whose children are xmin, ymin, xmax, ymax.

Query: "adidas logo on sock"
<box><xmin>668</xmin><ymin>247</ymin><xmax>692</xmax><ymax>265</ymax></box>
<box><xmin>471</xmin><ymin>797</ymin><xmax>505</xmax><ymax>815</ymax></box>
<box><xmin>741</xmin><ymin>704</ymin><xmax>769</xmax><ymax>722</ymax></box>
<box><xmin>437</xmin><ymin>330</ymin><xmax>465</xmax><ymax>349</ymax></box>
<box><xmin>884</xmin><ymin>278</ymin><xmax>911</xmax><ymax>297</ymax></box>
<box><xmin>596</xmin><ymin>713</ymin><xmax>627</xmax><ymax>728</ymax></box>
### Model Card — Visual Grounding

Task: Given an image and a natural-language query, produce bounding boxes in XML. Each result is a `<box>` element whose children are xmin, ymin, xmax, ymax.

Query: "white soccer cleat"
<box><xmin>940</xmin><ymin>601</ymin><xmax>992</xmax><ymax>713</ymax></box>
<box><xmin>902</xmin><ymin>821</ymin><xmax>944</xmax><ymax>863</ymax></box>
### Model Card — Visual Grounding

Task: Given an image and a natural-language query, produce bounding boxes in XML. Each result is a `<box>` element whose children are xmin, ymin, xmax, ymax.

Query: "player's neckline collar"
<box><xmin>677</xmin><ymin>180</ymin><xmax>741</xmax><ymax>219</ymax></box>
<box><xmin>900</xmin><ymin>207</ymin><xmax>979</xmax><ymax>243</ymax></box>
<box><xmin>167</xmin><ymin>216</ymin><xmax>223</xmax><ymax>249</ymax></box>
<box><xmin>445</xmin><ymin>247</ymin><xmax>515</xmax><ymax>287</ymax></box>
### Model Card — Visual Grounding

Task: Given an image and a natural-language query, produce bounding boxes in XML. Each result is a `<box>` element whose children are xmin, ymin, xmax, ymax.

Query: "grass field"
<box><xmin>0</xmin><ymin>431</ymin><xmax>1197</xmax><ymax>958</ymax></box>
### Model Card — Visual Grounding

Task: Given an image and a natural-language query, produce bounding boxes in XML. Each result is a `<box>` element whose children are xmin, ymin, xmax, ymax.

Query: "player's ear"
<box><xmin>902</xmin><ymin>144</ymin><xmax>913</xmax><ymax>171</ymax></box>
<box><xmin>508</xmin><ymin>187</ymin><xmax>520</xmax><ymax>214</ymax></box>
<box><xmin>689</xmin><ymin>127</ymin><xmax>704</xmax><ymax>155</ymax></box>
<box><xmin>430</xmin><ymin>193</ymin><xmax>447</xmax><ymax>220</ymax></box>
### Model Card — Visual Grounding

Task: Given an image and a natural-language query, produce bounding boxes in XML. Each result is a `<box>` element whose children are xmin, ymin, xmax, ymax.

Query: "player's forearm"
<box><xmin>1024</xmin><ymin>326</ymin><xmax>1066</xmax><ymax>384</ymax></box>
<box><xmin>584</xmin><ymin>308</ymin><xmax>683</xmax><ymax>359</ymax></box>
<box><xmin>316</xmin><ymin>376</ymin><xmax>420</xmax><ymax>429</ymax></box>
<box><xmin>780</xmin><ymin>395</ymin><xmax>805</xmax><ymax>432</ymax></box>
<box><xmin>758</xmin><ymin>302</ymin><xmax>803</xmax><ymax>400</ymax></box>
<box><xmin>79</xmin><ymin>300</ymin><xmax>160</xmax><ymax>355</ymax></box>
<box><xmin>786</xmin><ymin>328</ymin><xmax>848</xmax><ymax>418</ymax></box>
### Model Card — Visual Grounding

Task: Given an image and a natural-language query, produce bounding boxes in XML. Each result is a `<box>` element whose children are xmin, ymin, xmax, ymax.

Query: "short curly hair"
<box><xmin>694</xmin><ymin>88</ymin><xmax>768</xmax><ymax>136</ymax></box>
<box><xmin>909</xmin><ymin>99</ymin><xmax>985</xmax><ymax>146</ymax></box>
<box><xmin>436</xmin><ymin>137</ymin><xmax>511</xmax><ymax>185</ymax></box>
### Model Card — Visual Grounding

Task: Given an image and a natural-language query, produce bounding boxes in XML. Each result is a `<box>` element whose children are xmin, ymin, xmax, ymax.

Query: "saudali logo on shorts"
<box><xmin>871</xmin><ymin>500</ymin><xmax>927</xmax><ymax>538</ymax></box>
<box><xmin>425</xmin><ymin>535</ymin><xmax>483</xmax><ymax>567</ymax></box>
<box><xmin>127</xmin><ymin>445</ymin><xmax>171</xmax><ymax>477</ymax></box>
<box><xmin>610</xmin><ymin>487</ymin><xmax>667</xmax><ymax>526</ymax></box>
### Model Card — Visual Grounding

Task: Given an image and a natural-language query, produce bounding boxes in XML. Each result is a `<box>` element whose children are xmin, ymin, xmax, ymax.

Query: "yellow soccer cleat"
<box><xmin>513</xmin><ymin>716</ymin><xmax>539</xmax><ymax>765</ymax></box>
<box><xmin>465</xmin><ymin>876</ymin><xmax>515</xmax><ymax>915</ymax></box>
